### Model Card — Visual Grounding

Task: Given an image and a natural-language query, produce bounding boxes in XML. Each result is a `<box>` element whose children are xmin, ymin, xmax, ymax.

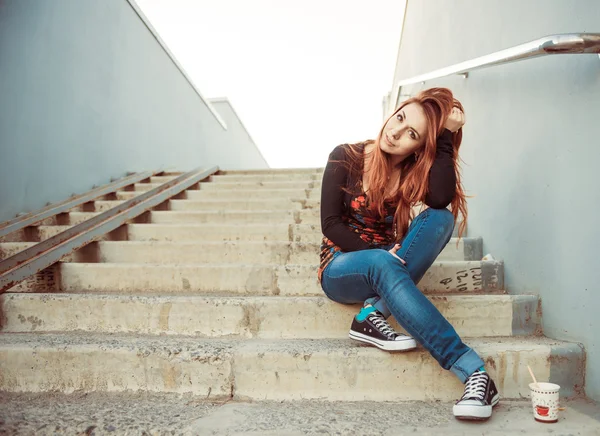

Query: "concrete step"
<box><xmin>150</xmin><ymin>175</ymin><xmax>311</xmax><ymax>185</ymax></box>
<box><xmin>232</xmin><ymin>337</ymin><xmax>584</xmax><ymax>401</ymax></box>
<box><xmin>0</xmin><ymin>294</ymin><xmax>539</xmax><ymax>338</ymax></box>
<box><xmin>0</xmin><ymin>223</ymin><xmax>320</xmax><ymax>244</ymax></box>
<box><xmin>126</xmin><ymin>223</ymin><xmax>321</xmax><ymax>243</ymax></box>
<box><xmin>141</xmin><ymin>238</ymin><xmax>473</xmax><ymax>262</ymax></box>
<box><xmin>4</xmin><ymin>395</ymin><xmax>598</xmax><ymax>436</ymax></box>
<box><xmin>81</xmin><ymin>241</ymin><xmax>321</xmax><ymax>264</ymax></box>
<box><xmin>198</xmin><ymin>181</ymin><xmax>320</xmax><ymax>191</ymax></box>
<box><xmin>209</xmin><ymin>174</ymin><xmax>322</xmax><ymax>183</ymax></box>
<box><xmin>146</xmin><ymin>210</ymin><xmax>320</xmax><ymax>225</ymax></box>
<box><xmin>144</xmin><ymin>211</ymin><xmax>463</xmax><ymax>236</ymax></box>
<box><xmin>0</xmin><ymin>333</ymin><xmax>234</xmax><ymax>397</ymax></box>
<box><xmin>3</xmin><ymin>394</ymin><xmax>598</xmax><ymax>436</ymax></box>
<box><xmin>68</xmin><ymin>198</ymin><xmax>319</xmax><ymax>212</ymax></box>
<box><xmin>125</xmin><ymin>226</ymin><xmax>476</xmax><ymax>256</ymax></box>
<box><xmin>52</xmin><ymin>237</ymin><xmax>480</xmax><ymax>264</ymax></box>
<box><xmin>167</xmin><ymin>199</ymin><xmax>306</xmax><ymax>211</ymax></box>
<box><xmin>133</xmin><ymin>183</ymin><xmax>170</xmax><ymax>192</ymax></box>
<box><xmin>183</xmin><ymin>188</ymin><xmax>314</xmax><ymax>201</ymax></box>
<box><xmin>116</xmin><ymin>188</ymin><xmax>316</xmax><ymax>201</ymax></box>
<box><xmin>220</xmin><ymin>168</ymin><xmax>323</xmax><ymax>175</ymax></box>
<box><xmin>15</xmin><ymin>260</ymin><xmax>502</xmax><ymax>294</ymax></box>
<box><xmin>4</xmin><ymin>208</ymin><xmax>322</xmax><ymax>230</ymax></box>
<box><xmin>0</xmin><ymin>333</ymin><xmax>583</xmax><ymax>400</ymax></box>
<box><xmin>4</xmin><ymin>222</ymin><xmax>466</xmax><ymax>251</ymax></box>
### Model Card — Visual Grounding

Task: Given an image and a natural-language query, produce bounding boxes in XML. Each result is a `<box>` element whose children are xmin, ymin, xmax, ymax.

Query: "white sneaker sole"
<box><xmin>453</xmin><ymin>393</ymin><xmax>500</xmax><ymax>420</ymax></box>
<box><xmin>349</xmin><ymin>330</ymin><xmax>417</xmax><ymax>351</ymax></box>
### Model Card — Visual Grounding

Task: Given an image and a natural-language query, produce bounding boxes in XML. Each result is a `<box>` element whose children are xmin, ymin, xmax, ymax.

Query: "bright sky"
<box><xmin>136</xmin><ymin>0</ymin><xmax>405</xmax><ymax>168</ymax></box>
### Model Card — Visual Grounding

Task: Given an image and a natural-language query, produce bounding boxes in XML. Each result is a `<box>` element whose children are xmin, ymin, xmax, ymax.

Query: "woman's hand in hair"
<box><xmin>388</xmin><ymin>244</ymin><xmax>407</xmax><ymax>265</ymax></box>
<box><xmin>444</xmin><ymin>107</ymin><xmax>465</xmax><ymax>133</ymax></box>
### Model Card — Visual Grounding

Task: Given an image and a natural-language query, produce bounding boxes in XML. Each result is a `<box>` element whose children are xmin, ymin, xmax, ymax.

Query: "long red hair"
<box><xmin>340</xmin><ymin>87</ymin><xmax>468</xmax><ymax>240</ymax></box>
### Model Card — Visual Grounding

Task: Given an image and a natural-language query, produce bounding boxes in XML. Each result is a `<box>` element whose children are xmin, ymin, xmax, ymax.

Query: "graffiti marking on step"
<box><xmin>439</xmin><ymin>267</ymin><xmax>482</xmax><ymax>291</ymax></box>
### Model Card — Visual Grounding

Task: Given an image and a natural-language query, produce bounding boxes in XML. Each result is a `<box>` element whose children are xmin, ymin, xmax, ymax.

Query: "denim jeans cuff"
<box><xmin>449</xmin><ymin>348</ymin><xmax>485</xmax><ymax>383</ymax></box>
<box><xmin>372</xmin><ymin>298</ymin><xmax>391</xmax><ymax>319</ymax></box>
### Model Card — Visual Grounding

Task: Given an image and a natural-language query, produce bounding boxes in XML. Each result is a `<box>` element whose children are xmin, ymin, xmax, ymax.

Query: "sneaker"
<box><xmin>348</xmin><ymin>305</ymin><xmax>417</xmax><ymax>351</ymax></box>
<box><xmin>453</xmin><ymin>369</ymin><xmax>500</xmax><ymax>420</ymax></box>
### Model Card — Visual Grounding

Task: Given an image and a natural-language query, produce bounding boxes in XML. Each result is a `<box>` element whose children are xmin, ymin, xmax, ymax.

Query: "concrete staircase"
<box><xmin>0</xmin><ymin>169</ymin><xmax>585</xmax><ymax>403</ymax></box>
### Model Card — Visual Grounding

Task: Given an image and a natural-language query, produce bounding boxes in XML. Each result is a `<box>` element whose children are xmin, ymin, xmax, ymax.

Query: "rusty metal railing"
<box><xmin>0</xmin><ymin>170</ymin><xmax>159</xmax><ymax>238</ymax></box>
<box><xmin>0</xmin><ymin>166</ymin><xmax>218</xmax><ymax>293</ymax></box>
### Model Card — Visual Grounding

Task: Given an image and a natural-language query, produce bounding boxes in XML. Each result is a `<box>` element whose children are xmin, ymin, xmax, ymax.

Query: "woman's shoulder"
<box><xmin>329</xmin><ymin>143</ymin><xmax>352</xmax><ymax>158</ymax></box>
<box><xmin>328</xmin><ymin>141</ymin><xmax>370</xmax><ymax>160</ymax></box>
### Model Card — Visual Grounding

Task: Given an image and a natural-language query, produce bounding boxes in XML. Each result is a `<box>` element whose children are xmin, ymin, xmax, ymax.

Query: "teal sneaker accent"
<box><xmin>356</xmin><ymin>304</ymin><xmax>376</xmax><ymax>322</ymax></box>
<box><xmin>479</xmin><ymin>366</ymin><xmax>486</xmax><ymax>372</ymax></box>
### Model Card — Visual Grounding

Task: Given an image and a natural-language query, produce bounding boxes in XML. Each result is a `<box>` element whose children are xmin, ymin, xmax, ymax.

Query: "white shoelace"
<box><xmin>461</xmin><ymin>371</ymin><xmax>488</xmax><ymax>400</ymax></box>
<box><xmin>368</xmin><ymin>312</ymin><xmax>397</xmax><ymax>339</ymax></box>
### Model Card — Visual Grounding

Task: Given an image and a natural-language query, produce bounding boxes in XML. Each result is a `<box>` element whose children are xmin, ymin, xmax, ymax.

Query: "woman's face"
<box><xmin>380</xmin><ymin>103</ymin><xmax>427</xmax><ymax>162</ymax></box>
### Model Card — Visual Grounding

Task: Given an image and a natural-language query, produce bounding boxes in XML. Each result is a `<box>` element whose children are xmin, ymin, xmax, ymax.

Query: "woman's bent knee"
<box><xmin>425</xmin><ymin>207</ymin><xmax>453</xmax><ymax>222</ymax></box>
<box><xmin>425</xmin><ymin>208</ymin><xmax>454</xmax><ymax>238</ymax></box>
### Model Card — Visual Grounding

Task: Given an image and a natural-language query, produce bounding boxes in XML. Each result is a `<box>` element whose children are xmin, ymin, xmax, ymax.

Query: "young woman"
<box><xmin>318</xmin><ymin>87</ymin><xmax>500</xmax><ymax>420</ymax></box>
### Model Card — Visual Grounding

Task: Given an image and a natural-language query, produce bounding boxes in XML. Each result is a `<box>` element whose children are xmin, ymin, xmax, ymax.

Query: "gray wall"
<box><xmin>209</xmin><ymin>99</ymin><xmax>269</xmax><ymax>170</ymax></box>
<box><xmin>391</xmin><ymin>0</ymin><xmax>600</xmax><ymax>400</ymax></box>
<box><xmin>0</xmin><ymin>0</ymin><xmax>267</xmax><ymax>223</ymax></box>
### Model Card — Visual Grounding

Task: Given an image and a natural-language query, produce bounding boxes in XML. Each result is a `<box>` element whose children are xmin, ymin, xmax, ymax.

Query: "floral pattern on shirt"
<box><xmin>318</xmin><ymin>193</ymin><xmax>396</xmax><ymax>283</ymax></box>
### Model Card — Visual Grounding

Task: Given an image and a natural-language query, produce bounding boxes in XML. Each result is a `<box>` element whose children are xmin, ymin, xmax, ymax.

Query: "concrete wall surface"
<box><xmin>209</xmin><ymin>98</ymin><xmax>268</xmax><ymax>170</ymax></box>
<box><xmin>391</xmin><ymin>0</ymin><xmax>600</xmax><ymax>400</ymax></box>
<box><xmin>0</xmin><ymin>0</ymin><xmax>267</xmax><ymax>223</ymax></box>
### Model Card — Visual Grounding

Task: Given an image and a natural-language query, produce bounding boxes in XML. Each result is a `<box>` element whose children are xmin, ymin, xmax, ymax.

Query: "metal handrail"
<box><xmin>0</xmin><ymin>170</ymin><xmax>159</xmax><ymax>238</ymax></box>
<box><xmin>393</xmin><ymin>33</ymin><xmax>600</xmax><ymax>104</ymax></box>
<box><xmin>0</xmin><ymin>166</ymin><xmax>218</xmax><ymax>293</ymax></box>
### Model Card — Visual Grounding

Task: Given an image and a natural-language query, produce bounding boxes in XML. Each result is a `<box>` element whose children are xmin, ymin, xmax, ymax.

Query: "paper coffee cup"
<box><xmin>529</xmin><ymin>382</ymin><xmax>560</xmax><ymax>423</ymax></box>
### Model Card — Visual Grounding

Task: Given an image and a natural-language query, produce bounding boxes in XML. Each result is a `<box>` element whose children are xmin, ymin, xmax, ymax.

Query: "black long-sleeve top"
<box><xmin>317</xmin><ymin>129</ymin><xmax>456</xmax><ymax>281</ymax></box>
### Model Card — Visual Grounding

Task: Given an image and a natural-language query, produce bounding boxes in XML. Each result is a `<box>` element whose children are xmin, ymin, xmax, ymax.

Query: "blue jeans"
<box><xmin>320</xmin><ymin>208</ymin><xmax>484</xmax><ymax>383</ymax></box>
